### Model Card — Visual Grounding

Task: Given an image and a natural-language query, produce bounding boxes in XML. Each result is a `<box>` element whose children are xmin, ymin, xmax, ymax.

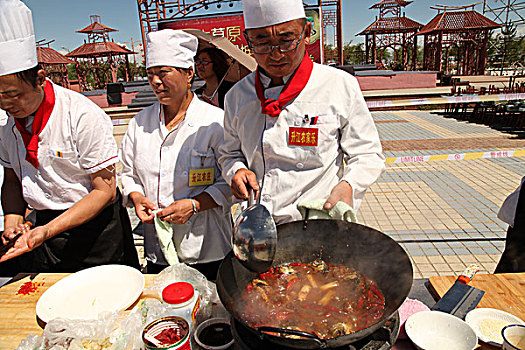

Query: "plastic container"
<box><xmin>143</xmin><ymin>316</ymin><xmax>191</xmax><ymax>350</ymax></box>
<box><xmin>162</xmin><ymin>282</ymin><xmax>200</xmax><ymax>328</ymax></box>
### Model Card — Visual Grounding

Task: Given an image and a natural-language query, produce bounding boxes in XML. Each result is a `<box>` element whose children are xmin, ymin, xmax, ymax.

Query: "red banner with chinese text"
<box><xmin>159</xmin><ymin>10</ymin><xmax>322</xmax><ymax>63</ymax></box>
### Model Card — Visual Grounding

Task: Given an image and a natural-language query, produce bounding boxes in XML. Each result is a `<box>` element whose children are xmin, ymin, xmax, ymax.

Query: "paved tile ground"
<box><xmin>125</xmin><ymin>109</ymin><xmax>525</xmax><ymax>278</ymax></box>
<box><xmin>360</xmin><ymin>110</ymin><xmax>525</xmax><ymax>278</ymax></box>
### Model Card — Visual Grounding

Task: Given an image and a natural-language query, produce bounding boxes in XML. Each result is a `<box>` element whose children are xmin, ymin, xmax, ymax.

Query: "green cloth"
<box><xmin>297</xmin><ymin>199</ymin><xmax>357</xmax><ymax>223</ymax></box>
<box><xmin>154</xmin><ymin>215</ymin><xmax>179</xmax><ymax>265</ymax></box>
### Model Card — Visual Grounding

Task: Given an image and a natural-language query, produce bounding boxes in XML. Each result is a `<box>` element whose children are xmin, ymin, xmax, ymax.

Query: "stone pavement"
<box><xmin>125</xmin><ymin>109</ymin><xmax>525</xmax><ymax>277</ymax></box>
<box><xmin>360</xmin><ymin>110</ymin><xmax>525</xmax><ymax>278</ymax></box>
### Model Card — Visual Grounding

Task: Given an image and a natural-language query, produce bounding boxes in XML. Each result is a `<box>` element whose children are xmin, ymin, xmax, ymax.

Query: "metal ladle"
<box><xmin>232</xmin><ymin>191</ymin><xmax>277</xmax><ymax>273</ymax></box>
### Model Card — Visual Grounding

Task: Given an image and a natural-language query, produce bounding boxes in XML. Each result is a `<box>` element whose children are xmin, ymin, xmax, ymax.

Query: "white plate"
<box><xmin>405</xmin><ymin>311</ymin><xmax>478</xmax><ymax>350</ymax></box>
<box><xmin>36</xmin><ymin>265</ymin><xmax>144</xmax><ymax>323</ymax></box>
<box><xmin>465</xmin><ymin>308</ymin><xmax>525</xmax><ymax>346</ymax></box>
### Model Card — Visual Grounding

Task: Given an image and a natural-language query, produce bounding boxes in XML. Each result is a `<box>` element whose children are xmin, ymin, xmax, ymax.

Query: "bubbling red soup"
<box><xmin>240</xmin><ymin>259</ymin><xmax>386</xmax><ymax>339</ymax></box>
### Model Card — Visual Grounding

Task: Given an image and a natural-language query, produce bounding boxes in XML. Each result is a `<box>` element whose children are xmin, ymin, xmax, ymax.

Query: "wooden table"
<box><xmin>428</xmin><ymin>273</ymin><xmax>525</xmax><ymax>350</ymax></box>
<box><xmin>0</xmin><ymin>273</ymin><xmax>157</xmax><ymax>350</ymax></box>
<box><xmin>428</xmin><ymin>273</ymin><xmax>525</xmax><ymax>321</ymax></box>
<box><xmin>2</xmin><ymin>272</ymin><xmax>524</xmax><ymax>350</ymax></box>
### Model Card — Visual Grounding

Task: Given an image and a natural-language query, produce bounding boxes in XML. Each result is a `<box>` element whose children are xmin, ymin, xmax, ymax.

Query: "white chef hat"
<box><xmin>0</xmin><ymin>0</ymin><xmax>38</xmax><ymax>76</ymax></box>
<box><xmin>242</xmin><ymin>0</ymin><xmax>306</xmax><ymax>29</ymax></box>
<box><xmin>146</xmin><ymin>29</ymin><xmax>198</xmax><ymax>69</ymax></box>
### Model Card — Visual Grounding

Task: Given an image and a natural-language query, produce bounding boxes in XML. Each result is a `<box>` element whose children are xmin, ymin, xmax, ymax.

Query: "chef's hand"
<box><xmin>231</xmin><ymin>169</ymin><xmax>259</xmax><ymax>200</ymax></box>
<box><xmin>324</xmin><ymin>181</ymin><xmax>353</xmax><ymax>210</ymax></box>
<box><xmin>129</xmin><ymin>192</ymin><xmax>157</xmax><ymax>224</ymax></box>
<box><xmin>0</xmin><ymin>224</ymin><xmax>49</xmax><ymax>262</ymax></box>
<box><xmin>157</xmin><ymin>199</ymin><xmax>194</xmax><ymax>225</ymax></box>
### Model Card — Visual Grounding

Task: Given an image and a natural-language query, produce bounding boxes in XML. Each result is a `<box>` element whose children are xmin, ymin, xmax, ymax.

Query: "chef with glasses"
<box><xmin>219</xmin><ymin>0</ymin><xmax>385</xmax><ymax>224</ymax></box>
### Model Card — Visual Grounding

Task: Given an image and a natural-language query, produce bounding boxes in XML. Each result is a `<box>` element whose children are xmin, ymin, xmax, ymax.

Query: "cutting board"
<box><xmin>0</xmin><ymin>273</ymin><xmax>156</xmax><ymax>350</ymax></box>
<box><xmin>428</xmin><ymin>273</ymin><xmax>525</xmax><ymax>321</ymax></box>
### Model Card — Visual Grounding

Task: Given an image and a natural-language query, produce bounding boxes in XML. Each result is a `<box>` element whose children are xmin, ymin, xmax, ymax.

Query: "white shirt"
<box><xmin>219</xmin><ymin>63</ymin><xmax>385</xmax><ymax>224</ymax></box>
<box><xmin>119</xmin><ymin>96</ymin><xmax>232</xmax><ymax>265</ymax></box>
<box><xmin>0</xmin><ymin>81</ymin><xmax>118</xmax><ymax>210</ymax></box>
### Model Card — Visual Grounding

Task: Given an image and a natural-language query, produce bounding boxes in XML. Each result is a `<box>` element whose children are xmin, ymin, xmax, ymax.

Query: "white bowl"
<box><xmin>466</xmin><ymin>308</ymin><xmax>525</xmax><ymax>346</ymax></box>
<box><xmin>405</xmin><ymin>311</ymin><xmax>478</xmax><ymax>350</ymax></box>
<box><xmin>36</xmin><ymin>264</ymin><xmax>144</xmax><ymax>323</ymax></box>
<box><xmin>502</xmin><ymin>324</ymin><xmax>525</xmax><ymax>350</ymax></box>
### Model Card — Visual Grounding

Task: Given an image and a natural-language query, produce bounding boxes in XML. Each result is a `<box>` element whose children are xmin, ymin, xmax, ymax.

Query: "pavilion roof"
<box><xmin>66</xmin><ymin>41</ymin><xmax>134</xmax><ymax>58</ymax></box>
<box><xmin>37</xmin><ymin>47</ymin><xmax>74</xmax><ymax>65</ymax></box>
<box><xmin>370</xmin><ymin>0</ymin><xmax>413</xmax><ymax>9</ymax></box>
<box><xmin>77</xmin><ymin>21</ymin><xmax>117</xmax><ymax>34</ymax></box>
<box><xmin>418</xmin><ymin>10</ymin><xmax>500</xmax><ymax>35</ymax></box>
<box><xmin>358</xmin><ymin>16</ymin><xmax>423</xmax><ymax>35</ymax></box>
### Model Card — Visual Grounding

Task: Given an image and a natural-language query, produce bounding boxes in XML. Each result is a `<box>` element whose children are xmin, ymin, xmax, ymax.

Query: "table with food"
<box><xmin>1</xmin><ymin>220</ymin><xmax>525</xmax><ymax>350</ymax></box>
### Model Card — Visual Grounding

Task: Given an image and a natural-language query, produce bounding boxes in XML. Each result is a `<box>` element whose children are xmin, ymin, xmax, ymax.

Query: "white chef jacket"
<box><xmin>119</xmin><ymin>96</ymin><xmax>232</xmax><ymax>265</ymax></box>
<box><xmin>219</xmin><ymin>63</ymin><xmax>385</xmax><ymax>224</ymax></box>
<box><xmin>0</xmin><ymin>81</ymin><xmax>118</xmax><ymax>210</ymax></box>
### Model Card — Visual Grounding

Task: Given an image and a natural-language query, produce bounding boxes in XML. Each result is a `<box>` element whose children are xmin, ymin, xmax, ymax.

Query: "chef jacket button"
<box><xmin>262</xmin><ymin>194</ymin><xmax>271</xmax><ymax>202</ymax></box>
<box><xmin>44</xmin><ymin>193</ymin><xmax>51</xmax><ymax>199</ymax></box>
<box><xmin>161</xmin><ymin>147</ymin><xmax>168</xmax><ymax>153</ymax></box>
<box><xmin>188</xmin><ymin>121</ymin><xmax>194</xmax><ymax>127</ymax></box>
<box><xmin>296</xmin><ymin>163</ymin><xmax>304</xmax><ymax>169</ymax></box>
<box><xmin>160</xmin><ymin>170</ymin><xmax>167</xmax><ymax>177</ymax></box>
<box><xmin>182</xmin><ymin>171</ymin><xmax>188</xmax><ymax>176</ymax></box>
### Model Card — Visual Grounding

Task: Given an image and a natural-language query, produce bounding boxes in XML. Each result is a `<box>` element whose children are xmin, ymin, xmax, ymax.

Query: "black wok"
<box><xmin>216</xmin><ymin>219</ymin><xmax>413</xmax><ymax>349</ymax></box>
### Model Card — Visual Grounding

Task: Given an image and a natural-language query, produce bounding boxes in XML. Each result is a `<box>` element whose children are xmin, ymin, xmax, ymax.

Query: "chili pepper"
<box><xmin>269</xmin><ymin>309</ymin><xmax>294</xmax><ymax>321</ymax></box>
<box><xmin>285</xmin><ymin>276</ymin><xmax>299</xmax><ymax>290</ymax></box>
<box><xmin>356</xmin><ymin>295</ymin><xmax>365</xmax><ymax>310</ymax></box>
<box><xmin>259</xmin><ymin>272</ymin><xmax>271</xmax><ymax>280</ymax></box>
<box><xmin>16</xmin><ymin>281</ymin><xmax>44</xmax><ymax>295</ymax></box>
<box><xmin>368</xmin><ymin>284</ymin><xmax>385</xmax><ymax>304</ymax></box>
<box><xmin>303</xmin><ymin>303</ymin><xmax>348</xmax><ymax>317</ymax></box>
<box><xmin>155</xmin><ymin>327</ymin><xmax>182</xmax><ymax>344</ymax></box>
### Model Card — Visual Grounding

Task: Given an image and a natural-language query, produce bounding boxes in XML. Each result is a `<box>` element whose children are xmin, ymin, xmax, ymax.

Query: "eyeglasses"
<box><xmin>195</xmin><ymin>60</ymin><xmax>212</xmax><ymax>66</ymax></box>
<box><xmin>246</xmin><ymin>24</ymin><xmax>306</xmax><ymax>54</ymax></box>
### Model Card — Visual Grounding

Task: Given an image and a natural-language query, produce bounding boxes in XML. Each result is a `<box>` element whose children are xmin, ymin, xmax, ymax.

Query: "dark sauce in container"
<box><xmin>198</xmin><ymin>322</ymin><xmax>233</xmax><ymax>347</ymax></box>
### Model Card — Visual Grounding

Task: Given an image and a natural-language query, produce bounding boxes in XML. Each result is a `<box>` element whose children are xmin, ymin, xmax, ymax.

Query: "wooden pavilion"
<box><xmin>358</xmin><ymin>0</ymin><xmax>423</xmax><ymax>70</ymax></box>
<box><xmin>36</xmin><ymin>40</ymin><xmax>74</xmax><ymax>88</ymax></box>
<box><xmin>66</xmin><ymin>15</ymin><xmax>134</xmax><ymax>91</ymax></box>
<box><xmin>418</xmin><ymin>4</ymin><xmax>500</xmax><ymax>75</ymax></box>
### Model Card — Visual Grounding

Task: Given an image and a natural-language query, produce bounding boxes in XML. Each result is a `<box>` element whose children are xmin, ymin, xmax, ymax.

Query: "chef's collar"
<box><xmin>257</xmin><ymin>70</ymin><xmax>294</xmax><ymax>89</ymax></box>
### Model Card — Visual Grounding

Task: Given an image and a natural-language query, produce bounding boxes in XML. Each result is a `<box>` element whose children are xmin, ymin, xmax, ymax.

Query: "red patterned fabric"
<box><xmin>14</xmin><ymin>81</ymin><xmax>55</xmax><ymax>168</ymax></box>
<box><xmin>255</xmin><ymin>53</ymin><xmax>313</xmax><ymax>118</ymax></box>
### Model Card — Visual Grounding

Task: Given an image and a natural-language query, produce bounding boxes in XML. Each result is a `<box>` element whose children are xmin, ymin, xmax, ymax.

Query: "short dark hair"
<box><xmin>15</xmin><ymin>65</ymin><xmax>42</xmax><ymax>88</ymax></box>
<box><xmin>197</xmin><ymin>48</ymin><xmax>230</xmax><ymax>81</ymax></box>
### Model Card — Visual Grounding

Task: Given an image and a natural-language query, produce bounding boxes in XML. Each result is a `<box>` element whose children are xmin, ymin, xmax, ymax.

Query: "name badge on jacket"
<box><xmin>189</xmin><ymin>168</ymin><xmax>214</xmax><ymax>186</ymax></box>
<box><xmin>288</xmin><ymin>127</ymin><xmax>318</xmax><ymax>147</ymax></box>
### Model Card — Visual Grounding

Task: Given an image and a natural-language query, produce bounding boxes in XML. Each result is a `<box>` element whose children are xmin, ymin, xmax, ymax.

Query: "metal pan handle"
<box><xmin>256</xmin><ymin>326</ymin><xmax>324</xmax><ymax>345</ymax></box>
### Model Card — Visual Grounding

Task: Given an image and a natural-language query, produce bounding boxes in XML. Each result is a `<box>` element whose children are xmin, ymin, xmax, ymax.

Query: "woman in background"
<box><xmin>194</xmin><ymin>47</ymin><xmax>235</xmax><ymax>108</ymax></box>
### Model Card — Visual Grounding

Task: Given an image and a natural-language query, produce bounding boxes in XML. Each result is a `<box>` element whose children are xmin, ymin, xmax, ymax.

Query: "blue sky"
<box><xmin>24</xmin><ymin>0</ymin><xmax>506</xmax><ymax>54</ymax></box>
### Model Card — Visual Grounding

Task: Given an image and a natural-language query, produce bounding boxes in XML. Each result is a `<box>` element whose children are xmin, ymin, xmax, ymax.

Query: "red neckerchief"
<box><xmin>254</xmin><ymin>52</ymin><xmax>313</xmax><ymax>118</ymax></box>
<box><xmin>14</xmin><ymin>80</ymin><xmax>55</xmax><ymax>168</ymax></box>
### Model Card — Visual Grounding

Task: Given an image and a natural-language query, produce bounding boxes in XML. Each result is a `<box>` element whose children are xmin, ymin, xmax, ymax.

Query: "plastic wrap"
<box><xmin>144</xmin><ymin>263</ymin><xmax>219</xmax><ymax>324</ymax></box>
<box><xmin>16</xmin><ymin>264</ymin><xmax>223</xmax><ymax>349</ymax></box>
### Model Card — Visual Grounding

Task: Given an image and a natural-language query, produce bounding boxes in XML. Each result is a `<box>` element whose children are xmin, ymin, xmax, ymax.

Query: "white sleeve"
<box><xmin>339</xmin><ymin>77</ymin><xmax>385</xmax><ymax>210</ymax></box>
<box><xmin>203</xmin><ymin>121</ymin><xmax>233</xmax><ymax>211</ymax></box>
<box><xmin>0</xmin><ymin>117</ymin><xmax>13</xmax><ymax>168</ymax></box>
<box><xmin>0</xmin><ymin>138</ymin><xmax>11</xmax><ymax>168</ymax></box>
<box><xmin>74</xmin><ymin>101</ymin><xmax>118</xmax><ymax>174</ymax></box>
<box><xmin>118</xmin><ymin>118</ymin><xmax>146</xmax><ymax>207</ymax></box>
<box><xmin>218</xmin><ymin>95</ymin><xmax>249</xmax><ymax>185</ymax></box>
